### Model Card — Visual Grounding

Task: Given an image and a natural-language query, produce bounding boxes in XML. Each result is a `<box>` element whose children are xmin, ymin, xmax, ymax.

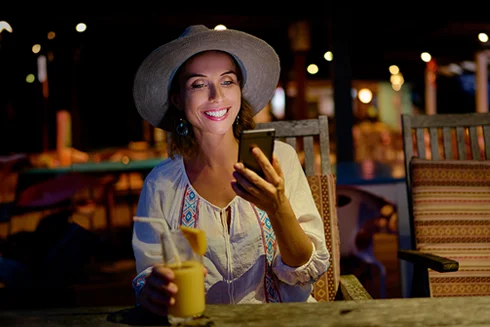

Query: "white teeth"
<box><xmin>205</xmin><ymin>109</ymin><xmax>227</xmax><ymax>118</ymax></box>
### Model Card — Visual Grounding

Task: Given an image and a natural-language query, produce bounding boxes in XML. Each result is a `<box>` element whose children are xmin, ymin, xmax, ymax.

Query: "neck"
<box><xmin>185</xmin><ymin>130</ymin><xmax>238</xmax><ymax>170</ymax></box>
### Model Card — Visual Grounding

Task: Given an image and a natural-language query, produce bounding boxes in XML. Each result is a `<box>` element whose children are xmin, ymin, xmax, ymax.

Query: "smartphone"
<box><xmin>238</xmin><ymin>128</ymin><xmax>275</xmax><ymax>177</ymax></box>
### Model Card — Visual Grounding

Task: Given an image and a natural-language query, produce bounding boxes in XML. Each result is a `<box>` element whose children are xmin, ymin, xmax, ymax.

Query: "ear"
<box><xmin>170</xmin><ymin>93</ymin><xmax>181</xmax><ymax>109</ymax></box>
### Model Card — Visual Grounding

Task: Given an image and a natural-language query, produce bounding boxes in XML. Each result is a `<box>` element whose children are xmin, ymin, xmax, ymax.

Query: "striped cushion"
<box><xmin>410</xmin><ymin>158</ymin><xmax>490</xmax><ymax>297</ymax></box>
<box><xmin>307</xmin><ymin>174</ymin><xmax>341</xmax><ymax>301</ymax></box>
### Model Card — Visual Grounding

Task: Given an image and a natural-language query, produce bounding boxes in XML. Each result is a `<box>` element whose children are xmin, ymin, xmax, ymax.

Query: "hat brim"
<box><xmin>133</xmin><ymin>26</ymin><xmax>280</xmax><ymax>131</ymax></box>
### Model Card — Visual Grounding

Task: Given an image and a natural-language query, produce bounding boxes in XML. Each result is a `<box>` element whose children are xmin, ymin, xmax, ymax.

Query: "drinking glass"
<box><xmin>162</xmin><ymin>229</ymin><xmax>205</xmax><ymax>325</ymax></box>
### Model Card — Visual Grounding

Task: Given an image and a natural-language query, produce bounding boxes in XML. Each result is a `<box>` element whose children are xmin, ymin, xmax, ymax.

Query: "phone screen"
<box><xmin>238</xmin><ymin>128</ymin><xmax>275</xmax><ymax>177</ymax></box>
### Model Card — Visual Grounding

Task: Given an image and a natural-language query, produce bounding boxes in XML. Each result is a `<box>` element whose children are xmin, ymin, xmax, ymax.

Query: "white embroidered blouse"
<box><xmin>132</xmin><ymin>140</ymin><xmax>330</xmax><ymax>304</ymax></box>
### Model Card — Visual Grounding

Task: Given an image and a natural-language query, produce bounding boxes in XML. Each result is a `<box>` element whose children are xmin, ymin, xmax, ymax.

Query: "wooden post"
<box><xmin>288</xmin><ymin>21</ymin><xmax>310</xmax><ymax>121</ymax></box>
<box><xmin>425</xmin><ymin>59</ymin><xmax>437</xmax><ymax>115</ymax></box>
<box><xmin>38</xmin><ymin>55</ymin><xmax>50</xmax><ymax>151</ymax></box>
<box><xmin>475</xmin><ymin>50</ymin><xmax>489</xmax><ymax>113</ymax></box>
<box><xmin>331</xmin><ymin>10</ymin><xmax>354</xmax><ymax>162</ymax></box>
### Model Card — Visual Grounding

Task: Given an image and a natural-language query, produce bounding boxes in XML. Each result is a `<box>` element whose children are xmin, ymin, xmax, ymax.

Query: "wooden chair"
<box><xmin>256</xmin><ymin>116</ymin><xmax>372</xmax><ymax>301</ymax></box>
<box><xmin>399</xmin><ymin>112</ymin><xmax>490</xmax><ymax>297</ymax></box>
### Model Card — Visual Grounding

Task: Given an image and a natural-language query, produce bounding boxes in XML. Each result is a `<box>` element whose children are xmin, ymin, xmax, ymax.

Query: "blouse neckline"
<box><xmin>178</xmin><ymin>156</ymin><xmax>239</xmax><ymax>211</ymax></box>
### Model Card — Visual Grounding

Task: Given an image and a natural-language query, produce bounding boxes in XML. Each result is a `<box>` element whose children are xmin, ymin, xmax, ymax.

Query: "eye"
<box><xmin>191</xmin><ymin>82</ymin><xmax>206</xmax><ymax>89</ymax></box>
<box><xmin>221</xmin><ymin>80</ymin><xmax>234</xmax><ymax>86</ymax></box>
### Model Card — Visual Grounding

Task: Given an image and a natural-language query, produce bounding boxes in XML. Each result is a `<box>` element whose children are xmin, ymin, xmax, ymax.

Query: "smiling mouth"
<box><xmin>204</xmin><ymin>109</ymin><xmax>228</xmax><ymax>118</ymax></box>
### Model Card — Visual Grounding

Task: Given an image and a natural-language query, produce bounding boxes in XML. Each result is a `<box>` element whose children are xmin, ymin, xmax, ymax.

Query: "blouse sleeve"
<box><xmin>271</xmin><ymin>142</ymin><xmax>330</xmax><ymax>286</ymax></box>
<box><xmin>131</xmin><ymin>177</ymin><xmax>168</xmax><ymax>295</ymax></box>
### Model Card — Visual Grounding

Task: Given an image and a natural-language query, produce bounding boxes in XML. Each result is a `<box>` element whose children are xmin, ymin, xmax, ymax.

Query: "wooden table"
<box><xmin>2</xmin><ymin>296</ymin><xmax>490</xmax><ymax>326</ymax></box>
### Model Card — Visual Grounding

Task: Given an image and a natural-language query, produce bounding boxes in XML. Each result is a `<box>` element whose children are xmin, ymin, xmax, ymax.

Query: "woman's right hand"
<box><xmin>138</xmin><ymin>264</ymin><xmax>177</xmax><ymax>317</ymax></box>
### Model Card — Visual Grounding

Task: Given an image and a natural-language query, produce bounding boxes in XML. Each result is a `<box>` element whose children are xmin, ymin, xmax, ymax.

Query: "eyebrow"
<box><xmin>184</xmin><ymin>70</ymin><xmax>237</xmax><ymax>81</ymax></box>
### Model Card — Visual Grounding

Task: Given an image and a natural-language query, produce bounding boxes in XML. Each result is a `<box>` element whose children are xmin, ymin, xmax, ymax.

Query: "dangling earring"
<box><xmin>176</xmin><ymin>117</ymin><xmax>189</xmax><ymax>136</ymax></box>
<box><xmin>235</xmin><ymin>115</ymin><xmax>240</xmax><ymax>126</ymax></box>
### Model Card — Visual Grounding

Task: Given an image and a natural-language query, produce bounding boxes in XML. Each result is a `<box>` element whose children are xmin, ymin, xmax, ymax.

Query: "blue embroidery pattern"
<box><xmin>181</xmin><ymin>185</ymin><xmax>198</xmax><ymax>227</ymax></box>
<box><xmin>132</xmin><ymin>271</ymin><xmax>148</xmax><ymax>305</ymax></box>
<box><xmin>253</xmin><ymin>205</ymin><xmax>282</xmax><ymax>303</ymax></box>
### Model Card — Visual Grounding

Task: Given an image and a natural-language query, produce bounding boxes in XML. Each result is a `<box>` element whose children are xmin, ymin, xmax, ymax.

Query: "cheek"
<box><xmin>184</xmin><ymin>96</ymin><xmax>203</xmax><ymax>113</ymax></box>
<box><xmin>181</xmin><ymin>91</ymin><xmax>199</xmax><ymax>109</ymax></box>
<box><xmin>231</xmin><ymin>89</ymin><xmax>242</xmax><ymax>104</ymax></box>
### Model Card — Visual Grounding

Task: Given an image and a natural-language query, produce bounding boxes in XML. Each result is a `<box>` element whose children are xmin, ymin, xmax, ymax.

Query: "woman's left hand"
<box><xmin>231</xmin><ymin>146</ymin><xmax>286</xmax><ymax>214</ymax></box>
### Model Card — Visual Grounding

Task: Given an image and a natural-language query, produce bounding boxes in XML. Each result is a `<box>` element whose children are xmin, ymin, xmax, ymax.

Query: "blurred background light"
<box><xmin>0</xmin><ymin>21</ymin><xmax>13</xmax><ymax>33</ymax></box>
<box><xmin>478</xmin><ymin>32</ymin><xmax>489</xmax><ymax>43</ymax></box>
<box><xmin>389</xmin><ymin>65</ymin><xmax>399</xmax><ymax>75</ymax></box>
<box><xmin>307</xmin><ymin>64</ymin><xmax>319</xmax><ymax>75</ymax></box>
<box><xmin>271</xmin><ymin>87</ymin><xmax>286</xmax><ymax>119</ymax></box>
<box><xmin>421</xmin><ymin>52</ymin><xmax>432</xmax><ymax>62</ymax></box>
<box><xmin>324</xmin><ymin>51</ymin><xmax>333</xmax><ymax>61</ymax></box>
<box><xmin>26</xmin><ymin>74</ymin><xmax>35</xmax><ymax>83</ymax></box>
<box><xmin>358</xmin><ymin>88</ymin><xmax>373</xmax><ymax>104</ymax></box>
<box><xmin>76</xmin><ymin>23</ymin><xmax>87</xmax><ymax>32</ymax></box>
<box><xmin>32</xmin><ymin>44</ymin><xmax>41</xmax><ymax>54</ymax></box>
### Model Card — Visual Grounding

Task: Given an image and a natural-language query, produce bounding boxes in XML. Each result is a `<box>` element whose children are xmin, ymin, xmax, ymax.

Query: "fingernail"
<box><xmin>168</xmin><ymin>283</ymin><xmax>178</xmax><ymax>293</ymax></box>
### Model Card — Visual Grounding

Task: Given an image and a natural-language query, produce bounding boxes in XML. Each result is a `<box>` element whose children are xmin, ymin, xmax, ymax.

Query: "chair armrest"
<box><xmin>398</xmin><ymin>249</ymin><xmax>459</xmax><ymax>273</ymax></box>
<box><xmin>338</xmin><ymin>274</ymin><xmax>373</xmax><ymax>300</ymax></box>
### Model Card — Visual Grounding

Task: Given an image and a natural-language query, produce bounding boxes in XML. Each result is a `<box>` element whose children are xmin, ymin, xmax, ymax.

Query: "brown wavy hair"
<box><xmin>165</xmin><ymin>51</ymin><xmax>256</xmax><ymax>160</ymax></box>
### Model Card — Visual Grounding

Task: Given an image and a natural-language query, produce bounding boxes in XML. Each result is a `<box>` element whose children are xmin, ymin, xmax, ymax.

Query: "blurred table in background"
<box><xmin>22</xmin><ymin>158</ymin><xmax>163</xmax><ymax>176</ymax></box>
<box><xmin>7</xmin><ymin>143</ymin><xmax>166</xmax><ymax>233</ymax></box>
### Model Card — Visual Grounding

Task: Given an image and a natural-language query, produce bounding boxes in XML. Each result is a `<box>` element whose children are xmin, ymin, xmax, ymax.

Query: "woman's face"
<box><xmin>172</xmin><ymin>51</ymin><xmax>241</xmax><ymax>137</ymax></box>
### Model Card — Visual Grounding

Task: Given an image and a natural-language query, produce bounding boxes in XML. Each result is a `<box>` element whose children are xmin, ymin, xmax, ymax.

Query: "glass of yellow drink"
<box><xmin>162</xmin><ymin>228</ymin><xmax>205</xmax><ymax>325</ymax></box>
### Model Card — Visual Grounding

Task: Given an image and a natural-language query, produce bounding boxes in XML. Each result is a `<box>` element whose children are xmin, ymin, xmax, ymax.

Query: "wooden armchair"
<box><xmin>256</xmin><ymin>116</ymin><xmax>372</xmax><ymax>301</ymax></box>
<box><xmin>399</xmin><ymin>113</ymin><xmax>490</xmax><ymax>297</ymax></box>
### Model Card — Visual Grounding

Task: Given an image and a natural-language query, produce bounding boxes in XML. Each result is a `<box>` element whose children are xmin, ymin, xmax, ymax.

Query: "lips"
<box><xmin>204</xmin><ymin>108</ymin><xmax>229</xmax><ymax>120</ymax></box>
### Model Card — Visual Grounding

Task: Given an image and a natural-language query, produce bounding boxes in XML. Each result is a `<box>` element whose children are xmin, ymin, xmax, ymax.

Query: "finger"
<box><xmin>232</xmin><ymin>171</ymin><xmax>260</xmax><ymax>197</ymax></box>
<box><xmin>146</xmin><ymin>270</ymin><xmax>175</xmax><ymax>293</ymax></box>
<box><xmin>270</xmin><ymin>154</ymin><xmax>284</xmax><ymax>185</ymax></box>
<box><xmin>152</xmin><ymin>265</ymin><xmax>175</xmax><ymax>281</ymax></box>
<box><xmin>251</xmin><ymin>147</ymin><xmax>277</xmax><ymax>182</ymax></box>
<box><xmin>147</xmin><ymin>276</ymin><xmax>178</xmax><ymax>296</ymax></box>
<box><xmin>271</xmin><ymin>154</ymin><xmax>284</xmax><ymax>178</ymax></box>
<box><xmin>231</xmin><ymin>179</ymin><xmax>255</xmax><ymax>203</ymax></box>
<box><xmin>145</xmin><ymin>266</ymin><xmax>177</xmax><ymax>295</ymax></box>
<box><xmin>234</xmin><ymin>162</ymin><xmax>262</xmax><ymax>184</ymax></box>
<box><xmin>145</xmin><ymin>282</ymin><xmax>177</xmax><ymax>306</ymax></box>
<box><xmin>233</xmin><ymin>162</ymin><xmax>259</xmax><ymax>186</ymax></box>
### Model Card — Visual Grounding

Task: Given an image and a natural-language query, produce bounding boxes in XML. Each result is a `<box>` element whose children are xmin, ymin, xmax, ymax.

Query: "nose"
<box><xmin>209</xmin><ymin>83</ymin><xmax>224</xmax><ymax>102</ymax></box>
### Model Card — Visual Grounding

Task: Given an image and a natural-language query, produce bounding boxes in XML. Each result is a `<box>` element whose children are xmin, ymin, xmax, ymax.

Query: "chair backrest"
<box><xmin>401</xmin><ymin>112</ymin><xmax>490</xmax><ymax>297</ymax></box>
<box><xmin>307</xmin><ymin>174</ymin><xmax>341</xmax><ymax>301</ymax></box>
<box><xmin>256</xmin><ymin>115</ymin><xmax>331</xmax><ymax>176</ymax></box>
<box><xmin>401</xmin><ymin>112</ymin><xmax>490</xmax><ymax>190</ymax></box>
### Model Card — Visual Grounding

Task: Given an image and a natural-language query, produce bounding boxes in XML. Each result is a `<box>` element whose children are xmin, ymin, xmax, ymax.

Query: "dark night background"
<box><xmin>1</xmin><ymin>8</ymin><xmax>489</xmax><ymax>155</ymax></box>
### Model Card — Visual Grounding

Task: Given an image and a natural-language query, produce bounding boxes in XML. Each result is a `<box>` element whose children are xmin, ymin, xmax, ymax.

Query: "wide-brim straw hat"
<box><xmin>133</xmin><ymin>24</ymin><xmax>280</xmax><ymax>131</ymax></box>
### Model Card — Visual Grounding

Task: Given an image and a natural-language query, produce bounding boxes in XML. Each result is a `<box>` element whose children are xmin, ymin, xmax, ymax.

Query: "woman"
<box><xmin>132</xmin><ymin>25</ymin><xmax>330</xmax><ymax>316</ymax></box>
